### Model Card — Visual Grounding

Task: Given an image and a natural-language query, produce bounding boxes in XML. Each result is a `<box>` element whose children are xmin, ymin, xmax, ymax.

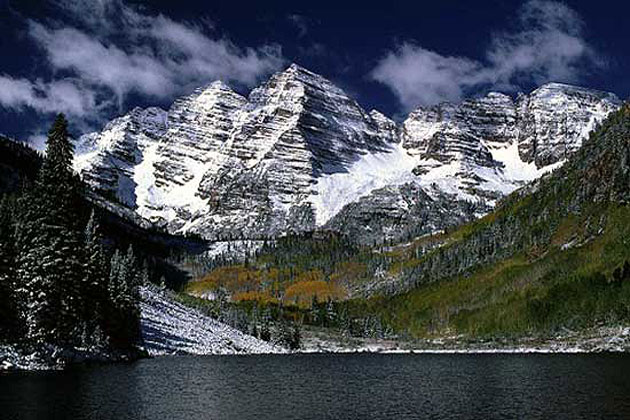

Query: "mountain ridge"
<box><xmin>74</xmin><ymin>64</ymin><xmax>621</xmax><ymax>243</ymax></box>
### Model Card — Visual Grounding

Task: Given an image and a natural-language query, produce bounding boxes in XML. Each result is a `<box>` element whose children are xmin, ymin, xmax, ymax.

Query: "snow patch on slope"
<box><xmin>474</xmin><ymin>141</ymin><xmax>566</xmax><ymax>200</ymax></box>
<box><xmin>415</xmin><ymin>142</ymin><xmax>566</xmax><ymax>206</ymax></box>
<box><xmin>488</xmin><ymin>141</ymin><xmax>563</xmax><ymax>183</ymax></box>
<box><xmin>311</xmin><ymin>140</ymin><xmax>568</xmax><ymax>225</ymax></box>
<box><xmin>140</xmin><ymin>286</ymin><xmax>284</xmax><ymax>356</ymax></box>
<box><xmin>135</xmin><ymin>149</ymin><xmax>219</xmax><ymax>228</ymax></box>
<box><xmin>134</xmin><ymin>142</ymin><xmax>162</xmax><ymax>219</ymax></box>
<box><xmin>73</xmin><ymin>135</ymin><xmax>100</xmax><ymax>174</ymax></box>
<box><xmin>415</xmin><ymin>159</ymin><xmax>478</xmax><ymax>201</ymax></box>
<box><xmin>311</xmin><ymin>143</ymin><xmax>418</xmax><ymax>225</ymax></box>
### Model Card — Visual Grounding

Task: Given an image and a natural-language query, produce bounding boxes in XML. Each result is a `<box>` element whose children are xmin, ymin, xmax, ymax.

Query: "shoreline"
<box><xmin>4</xmin><ymin>323</ymin><xmax>628</xmax><ymax>371</ymax></box>
<box><xmin>3</xmin><ymin>342</ymin><xmax>629</xmax><ymax>371</ymax></box>
<box><xmin>299</xmin><ymin>325</ymin><xmax>630</xmax><ymax>355</ymax></box>
<box><xmin>0</xmin><ymin>344</ymin><xmax>146</xmax><ymax>371</ymax></box>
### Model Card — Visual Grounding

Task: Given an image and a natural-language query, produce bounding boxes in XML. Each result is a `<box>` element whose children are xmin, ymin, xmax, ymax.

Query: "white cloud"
<box><xmin>484</xmin><ymin>0</ymin><xmax>597</xmax><ymax>86</ymax></box>
<box><xmin>34</xmin><ymin>1</ymin><xmax>284</xmax><ymax>104</ymax></box>
<box><xmin>0</xmin><ymin>75</ymin><xmax>96</xmax><ymax>117</ymax></box>
<box><xmin>370</xmin><ymin>45</ymin><xmax>484</xmax><ymax>108</ymax></box>
<box><xmin>146</xmin><ymin>15</ymin><xmax>283</xmax><ymax>88</ymax></box>
<box><xmin>371</xmin><ymin>0</ymin><xmax>602</xmax><ymax>109</ymax></box>
<box><xmin>28</xmin><ymin>23</ymin><xmax>174</xmax><ymax>106</ymax></box>
<box><xmin>0</xmin><ymin>0</ymin><xmax>284</xmax><ymax>127</ymax></box>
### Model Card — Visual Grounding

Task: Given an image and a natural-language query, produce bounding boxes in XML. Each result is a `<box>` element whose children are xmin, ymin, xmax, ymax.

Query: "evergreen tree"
<box><xmin>109</xmin><ymin>250</ymin><xmax>123</xmax><ymax>299</ymax></box>
<box><xmin>260</xmin><ymin>307</ymin><xmax>272</xmax><ymax>341</ymax></box>
<box><xmin>1</xmin><ymin>114</ymin><xmax>143</xmax><ymax>355</ymax></box>
<box><xmin>123</xmin><ymin>245</ymin><xmax>142</xmax><ymax>308</ymax></box>
<box><xmin>291</xmin><ymin>323</ymin><xmax>301</xmax><ymax>350</ymax></box>
<box><xmin>82</xmin><ymin>211</ymin><xmax>110</xmax><ymax>340</ymax></box>
<box><xmin>276</xmin><ymin>319</ymin><xmax>301</xmax><ymax>350</ymax></box>
<box><xmin>107</xmin><ymin>247</ymin><xmax>141</xmax><ymax>348</ymax></box>
<box><xmin>14</xmin><ymin>114</ymin><xmax>84</xmax><ymax>345</ymax></box>
<box><xmin>14</xmin><ymin>191</ymin><xmax>56</xmax><ymax>344</ymax></box>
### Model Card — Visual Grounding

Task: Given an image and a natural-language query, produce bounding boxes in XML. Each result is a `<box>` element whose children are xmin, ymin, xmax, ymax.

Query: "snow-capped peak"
<box><xmin>74</xmin><ymin>65</ymin><xmax>621</xmax><ymax>244</ymax></box>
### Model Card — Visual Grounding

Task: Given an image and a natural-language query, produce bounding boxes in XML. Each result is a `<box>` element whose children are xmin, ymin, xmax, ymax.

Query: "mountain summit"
<box><xmin>75</xmin><ymin>65</ymin><xmax>621</xmax><ymax>243</ymax></box>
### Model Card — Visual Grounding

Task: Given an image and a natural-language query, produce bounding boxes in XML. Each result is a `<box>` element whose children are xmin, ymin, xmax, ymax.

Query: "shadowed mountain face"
<box><xmin>74</xmin><ymin>64</ymin><xmax>620</xmax><ymax>243</ymax></box>
<box><xmin>0</xmin><ymin>136</ymin><xmax>42</xmax><ymax>195</ymax></box>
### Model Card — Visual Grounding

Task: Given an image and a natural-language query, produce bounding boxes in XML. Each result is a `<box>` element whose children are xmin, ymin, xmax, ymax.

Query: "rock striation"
<box><xmin>75</xmin><ymin>64</ymin><xmax>621</xmax><ymax>243</ymax></box>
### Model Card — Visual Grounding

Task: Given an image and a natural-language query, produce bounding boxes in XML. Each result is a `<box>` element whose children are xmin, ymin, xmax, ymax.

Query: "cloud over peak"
<box><xmin>371</xmin><ymin>0</ymin><xmax>603</xmax><ymax>109</ymax></box>
<box><xmin>0</xmin><ymin>0</ymin><xmax>284</xmax><ymax>122</ymax></box>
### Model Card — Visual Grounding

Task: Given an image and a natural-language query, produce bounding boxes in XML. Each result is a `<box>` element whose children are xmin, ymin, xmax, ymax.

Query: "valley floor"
<box><xmin>139</xmin><ymin>289</ymin><xmax>630</xmax><ymax>356</ymax></box>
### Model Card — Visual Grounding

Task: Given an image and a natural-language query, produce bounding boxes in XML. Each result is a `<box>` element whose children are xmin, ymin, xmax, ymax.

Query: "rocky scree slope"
<box><xmin>140</xmin><ymin>285</ymin><xmax>283</xmax><ymax>355</ymax></box>
<box><xmin>75</xmin><ymin>65</ymin><xmax>620</xmax><ymax>244</ymax></box>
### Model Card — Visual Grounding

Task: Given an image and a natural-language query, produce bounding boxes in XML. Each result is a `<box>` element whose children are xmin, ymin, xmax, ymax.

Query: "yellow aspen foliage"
<box><xmin>284</xmin><ymin>280</ymin><xmax>345</xmax><ymax>307</ymax></box>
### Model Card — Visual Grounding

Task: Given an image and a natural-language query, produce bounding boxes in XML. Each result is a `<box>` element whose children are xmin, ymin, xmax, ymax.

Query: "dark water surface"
<box><xmin>1</xmin><ymin>353</ymin><xmax>630</xmax><ymax>419</ymax></box>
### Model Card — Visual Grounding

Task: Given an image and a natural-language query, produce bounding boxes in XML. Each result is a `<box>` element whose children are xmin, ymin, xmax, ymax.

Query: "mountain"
<box><xmin>187</xmin><ymin>104</ymin><xmax>630</xmax><ymax>347</ymax></box>
<box><xmin>328</xmin><ymin>83</ymin><xmax>620</xmax><ymax>243</ymax></box>
<box><xmin>360</xmin><ymin>103</ymin><xmax>630</xmax><ymax>339</ymax></box>
<box><xmin>75</xmin><ymin>65</ymin><xmax>620</xmax><ymax>243</ymax></box>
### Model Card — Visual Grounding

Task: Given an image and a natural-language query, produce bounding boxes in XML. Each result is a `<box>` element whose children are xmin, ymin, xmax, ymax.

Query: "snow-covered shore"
<box><xmin>3</xmin><ymin>289</ymin><xmax>627</xmax><ymax>371</ymax></box>
<box><xmin>0</xmin><ymin>343</ymin><xmax>141</xmax><ymax>371</ymax></box>
<box><xmin>299</xmin><ymin>326</ymin><xmax>630</xmax><ymax>354</ymax></box>
<box><xmin>139</xmin><ymin>289</ymin><xmax>630</xmax><ymax>356</ymax></box>
<box><xmin>0</xmin><ymin>286</ymin><xmax>284</xmax><ymax>371</ymax></box>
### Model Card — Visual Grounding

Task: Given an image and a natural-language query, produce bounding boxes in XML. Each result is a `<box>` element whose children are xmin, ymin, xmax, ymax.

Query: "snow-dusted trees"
<box><xmin>275</xmin><ymin>319</ymin><xmax>301</xmax><ymax>350</ymax></box>
<box><xmin>106</xmin><ymin>246</ymin><xmax>142</xmax><ymax>348</ymax></box>
<box><xmin>14</xmin><ymin>114</ymin><xmax>83</xmax><ymax>345</ymax></box>
<box><xmin>1</xmin><ymin>114</ymin><xmax>143</xmax><ymax>353</ymax></box>
<box><xmin>78</xmin><ymin>210</ymin><xmax>113</xmax><ymax>348</ymax></box>
<box><xmin>0</xmin><ymin>196</ymin><xmax>19</xmax><ymax>340</ymax></box>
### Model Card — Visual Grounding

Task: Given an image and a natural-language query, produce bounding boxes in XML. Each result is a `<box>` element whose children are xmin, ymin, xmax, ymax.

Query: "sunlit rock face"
<box><xmin>77</xmin><ymin>64</ymin><xmax>396</xmax><ymax>240</ymax></box>
<box><xmin>516</xmin><ymin>83</ymin><xmax>621</xmax><ymax>167</ymax></box>
<box><xmin>76</xmin><ymin>64</ymin><xmax>620</xmax><ymax>243</ymax></box>
<box><xmin>74</xmin><ymin>107</ymin><xmax>168</xmax><ymax>208</ymax></box>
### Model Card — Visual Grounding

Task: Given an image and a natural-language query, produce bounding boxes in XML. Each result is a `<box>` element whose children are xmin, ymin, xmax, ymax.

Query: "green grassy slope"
<box><xmin>350</xmin><ymin>105</ymin><xmax>630</xmax><ymax>338</ymax></box>
<box><xmin>361</xmin><ymin>204</ymin><xmax>630</xmax><ymax>338</ymax></box>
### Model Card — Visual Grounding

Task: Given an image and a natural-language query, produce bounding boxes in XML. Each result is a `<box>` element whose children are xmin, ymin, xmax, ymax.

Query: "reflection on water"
<box><xmin>1</xmin><ymin>353</ymin><xmax>630</xmax><ymax>420</ymax></box>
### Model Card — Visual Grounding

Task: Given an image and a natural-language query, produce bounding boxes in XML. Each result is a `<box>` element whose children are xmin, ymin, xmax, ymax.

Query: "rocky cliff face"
<box><xmin>75</xmin><ymin>64</ymin><xmax>621</xmax><ymax>243</ymax></box>
<box><xmin>330</xmin><ymin>83</ymin><xmax>620</xmax><ymax>243</ymax></box>
<box><xmin>74</xmin><ymin>107</ymin><xmax>168</xmax><ymax>207</ymax></box>
<box><xmin>77</xmin><ymin>64</ymin><xmax>395</xmax><ymax>240</ymax></box>
<box><xmin>516</xmin><ymin>83</ymin><xmax>620</xmax><ymax>167</ymax></box>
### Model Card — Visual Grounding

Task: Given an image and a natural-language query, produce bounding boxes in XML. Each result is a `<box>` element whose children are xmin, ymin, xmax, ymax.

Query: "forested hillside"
<box><xmin>0</xmin><ymin>136</ymin><xmax>42</xmax><ymax>194</ymax></box>
<box><xmin>184</xmin><ymin>104</ymin><xmax>630</xmax><ymax>341</ymax></box>
<box><xmin>353</xmin><ymin>104</ymin><xmax>630</xmax><ymax>338</ymax></box>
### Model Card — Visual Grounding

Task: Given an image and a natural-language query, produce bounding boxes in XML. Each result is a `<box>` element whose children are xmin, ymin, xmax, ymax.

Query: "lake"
<box><xmin>1</xmin><ymin>353</ymin><xmax>630</xmax><ymax>419</ymax></box>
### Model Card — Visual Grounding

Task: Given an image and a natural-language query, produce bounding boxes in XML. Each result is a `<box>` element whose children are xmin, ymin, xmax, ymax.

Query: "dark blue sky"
<box><xmin>0</xmin><ymin>0</ymin><xmax>628</xmax><ymax>147</ymax></box>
